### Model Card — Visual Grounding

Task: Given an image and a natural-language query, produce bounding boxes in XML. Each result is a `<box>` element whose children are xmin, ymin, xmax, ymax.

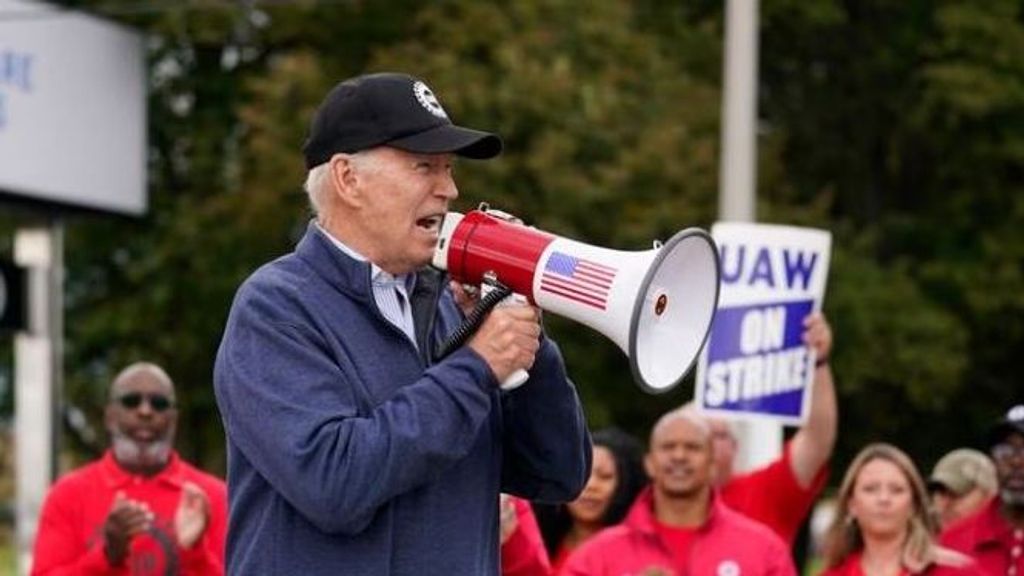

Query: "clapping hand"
<box><xmin>103</xmin><ymin>491</ymin><xmax>153</xmax><ymax>565</ymax></box>
<box><xmin>174</xmin><ymin>481</ymin><xmax>210</xmax><ymax>549</ymax></box>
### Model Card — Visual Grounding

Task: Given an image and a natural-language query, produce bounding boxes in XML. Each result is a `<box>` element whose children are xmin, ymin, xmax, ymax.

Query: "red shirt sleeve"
<box><xmin>720</xmin><ymin>440</ymin><xmax>828</xmax><ymax>545</ymax></box>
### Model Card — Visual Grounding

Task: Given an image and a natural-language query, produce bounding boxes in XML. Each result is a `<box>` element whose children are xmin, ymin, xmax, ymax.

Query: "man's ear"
<box><xmin>328</xmin><ymin>154</ymin><xmax>363</xmax><ymax>209</ymax></box>
<box><xmin>644</xmin><ymin>452</ymin><xmax>655</xmax><ymax>480</ymax></box>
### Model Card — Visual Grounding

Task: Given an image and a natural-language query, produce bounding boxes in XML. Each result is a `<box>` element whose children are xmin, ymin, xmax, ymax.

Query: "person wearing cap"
<box><xmin>213</xmin><ymin>72</ymin><xmax>591</xmax><ymax>575</ymax></box>
<box><xmin>929</xmin><ymin>449</ymin><xmax>999</xmax><ymax>529</ymax></box>
<box><xmin>941</xmin><ymin>404</ymin><xmax>1024</xmax><ymax>576</ymax></box>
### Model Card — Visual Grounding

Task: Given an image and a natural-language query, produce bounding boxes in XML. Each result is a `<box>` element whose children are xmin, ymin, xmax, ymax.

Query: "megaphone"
<box><xmin>432</xmin><ymin>206</ymin><xmax>721</xmax><ymax>394</ymax></box>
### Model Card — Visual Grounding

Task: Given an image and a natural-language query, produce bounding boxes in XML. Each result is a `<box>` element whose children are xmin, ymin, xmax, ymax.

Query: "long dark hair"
<box><xmin>533</xmin><ymin>427</ymin><xmax>648</xmax><ymax>556</ymax></box>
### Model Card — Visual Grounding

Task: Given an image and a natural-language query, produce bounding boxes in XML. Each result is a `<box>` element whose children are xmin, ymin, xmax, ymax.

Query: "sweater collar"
<box><xmin>314</xmin><ymin>222</ymin><xmax>416</xmax><ymax>294</ymax></box>
<box><xmin>99</xmin><ymin>449</ymin><xmax>184</xmax><ymax>489</ymax></box>
<box><xmin>295</xmin><ymin>221</ymin><xmax>375</xmax><ymax>303</ymax></box>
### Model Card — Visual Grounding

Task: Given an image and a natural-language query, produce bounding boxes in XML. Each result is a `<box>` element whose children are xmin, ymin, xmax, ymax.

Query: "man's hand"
<box><xmin>802</xmin><ymin>311</ymin><xmax>833</xmax><ymax>363</ymax></box>
<box><xmin>103</xmin><ymin>491</ymin><xmax>153</xmax><ymax>565</ymax></box>
<box><xmin>174</xmin><ymin>481</ymin><xmax>210</xmax><ymax>549</ymax></box>
<box><xmin>468</xmin><ymin>304</ymin><xmax>542</xmax><ymax>383</ymax></box>
<box><xmin>449</xmin><ymin>281</ymin><xmax>479</xmax><ymax>317</ymax></box>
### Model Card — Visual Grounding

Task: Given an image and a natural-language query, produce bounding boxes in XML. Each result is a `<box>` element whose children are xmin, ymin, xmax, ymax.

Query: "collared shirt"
<box><xmin>317</xmin><ymin>224</ymin><xmax>418</xmax><ymax>348</ymax></box>
<box><xmin>30</xmin><ymin>450</ymin><xmax>228</xmax><ymax>575</ymax></box>
<box><xmin>562</xmin><ymin>487</ymin><xmax>797</xmax><ymax>576</ymax></box>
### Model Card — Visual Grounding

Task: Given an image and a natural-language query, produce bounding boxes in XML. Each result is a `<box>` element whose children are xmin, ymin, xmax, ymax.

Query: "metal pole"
<box><xmin>718</xmin><ymin>0</ymin><xmax>781</xmax><ymax>472</ymax></box>
<box><xmin>13</xmin><ymin>221</ymin><xmax>63</xmax><ymax>575</ymax></box>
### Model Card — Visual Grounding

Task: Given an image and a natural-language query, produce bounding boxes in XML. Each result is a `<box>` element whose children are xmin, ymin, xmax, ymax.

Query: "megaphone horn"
<box><xmin>433</xmin><ymin>207</ymin><xmax>721</xmax><ymax>394</ymax></box>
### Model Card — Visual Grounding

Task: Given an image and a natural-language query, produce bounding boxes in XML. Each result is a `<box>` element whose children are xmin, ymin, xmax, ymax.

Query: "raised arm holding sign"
<box><xmin>696</xmin><ymin>223</ymin><xmax>838</xmax><ymax>546</ymax></box>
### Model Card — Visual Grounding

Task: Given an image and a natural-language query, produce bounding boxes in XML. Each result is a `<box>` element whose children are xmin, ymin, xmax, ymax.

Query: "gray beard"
<box><xmin>111</xmin><ymin>429</ymin><xmax>172</xmax><ymax>469</ymax></box>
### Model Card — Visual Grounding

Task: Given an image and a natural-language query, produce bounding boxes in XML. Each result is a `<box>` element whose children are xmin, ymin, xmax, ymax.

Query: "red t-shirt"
<box><xmin>941</xmin><ymin>498</ymin><xmax>1024</xmax><ymax>576</ymax></box>
<box><xmin>551</xmin><ymin>544</ymin><xmax>573</xmax><ymax>575</ymax></box>
<box><xmin>653</xmin><ymin>520</ymin><xmax>698</xmax><ymax>569</ymax></box>
<box><xmin>720</xmin><ymin>440</ymin><xmax>828</xmax><ymax>545</ymax></box>
<box><xmin>31</xmin><ymin>451</ymin><xmax>227</xmax><ymax>576</ymax></box>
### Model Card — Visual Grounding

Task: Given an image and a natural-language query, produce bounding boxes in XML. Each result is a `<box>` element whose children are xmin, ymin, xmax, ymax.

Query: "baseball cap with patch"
<box><xmin>302</xmin><ymin>72</ymin><xmax>503</xmax><ymax>169</ymax></box>
<box><xmin>927</xmin><ymin>448</ymin><xmax>998</xmax><ymax>496</ymax></box>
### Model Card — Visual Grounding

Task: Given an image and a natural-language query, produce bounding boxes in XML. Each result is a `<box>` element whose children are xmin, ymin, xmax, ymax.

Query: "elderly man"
<box><xmin>213</xmin><ymin>72</ymin><xmax>591</xmax><ymax>575</ymax></box>
<box><xmin>563</xmin><ymin>406</ymin><xmax>796</xmax><ymax>575</ymax></box>
<box><xmin>928</xmin><ymin>448</ymin><xmax>999</xmax><ymax>529</ymax></box>
<box><xmin>941</xmin><ymin>404</ymin><xmax>1024</xmax><ymax>576</ymax></box>
<box><xmin>31</xmin><ymin>363</ymin><xmax>227</xmax><ymax>575</ymax></box>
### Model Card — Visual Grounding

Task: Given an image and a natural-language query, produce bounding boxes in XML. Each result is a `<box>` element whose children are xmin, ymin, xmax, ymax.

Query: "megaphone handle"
<box><xmin>501</xmin><ymin>369</ymin><xmax>529</xmax><ymax>390</ymax></box>
<box><xmin>478</xmin><ymin>284</ymin><xmax>532</xmax><ymax>391</ymax></box>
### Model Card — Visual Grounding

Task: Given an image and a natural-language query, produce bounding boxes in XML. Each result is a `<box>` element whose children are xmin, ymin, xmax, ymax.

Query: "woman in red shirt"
<box><xmin>819</xmin><ymin>443</ymin><xmax>983</xmax><ymax>576</ymax></box>
<box><xmin>534</xmin><ymin>428</ymin><xmax>647</xmax><ymax>574</ymax></box>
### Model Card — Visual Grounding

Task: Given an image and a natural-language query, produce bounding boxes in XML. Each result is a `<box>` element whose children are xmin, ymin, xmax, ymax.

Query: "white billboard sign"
<box><xmin>0</xmin><ymin>0</ymin><xmax>146</xmax><ymax>215</ymax></box>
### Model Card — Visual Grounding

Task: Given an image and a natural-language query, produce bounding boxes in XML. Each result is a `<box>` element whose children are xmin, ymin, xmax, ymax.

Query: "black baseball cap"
<box><xmin>302</xmin><ymin>72</ymin><xmax>503</xmax><ymax>168</ymax></box>
<box><xmin>986</xmin><ymin>404</ymin><xmax>1024</xmax><ymax>449</ymax></box>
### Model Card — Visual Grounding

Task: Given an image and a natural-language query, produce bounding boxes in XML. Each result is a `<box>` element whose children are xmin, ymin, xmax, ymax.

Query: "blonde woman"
<box><xmin>820</xmin><ymin>443</ymin><xmax>982</xmax><ymax>576</ymax></box>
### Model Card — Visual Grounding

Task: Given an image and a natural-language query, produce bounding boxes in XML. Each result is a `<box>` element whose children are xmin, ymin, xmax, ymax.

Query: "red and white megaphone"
<box><xmin>432</xmin><ymin>205</ymin><xmax>721</xmax><ymax>394</ymax></box>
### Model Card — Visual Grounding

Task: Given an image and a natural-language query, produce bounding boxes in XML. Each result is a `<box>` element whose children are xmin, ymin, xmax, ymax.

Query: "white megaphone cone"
<box><xmin>433</xmin><ymin>207</ymin><xmax>721</xmax><ymax>394</ymax></box>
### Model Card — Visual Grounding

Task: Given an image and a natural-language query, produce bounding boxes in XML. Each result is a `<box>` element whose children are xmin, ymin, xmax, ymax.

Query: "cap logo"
<box><xmin>413</xmin><ymin>81</ymin><xmax>449</xmax><ymax>120</ymax></box>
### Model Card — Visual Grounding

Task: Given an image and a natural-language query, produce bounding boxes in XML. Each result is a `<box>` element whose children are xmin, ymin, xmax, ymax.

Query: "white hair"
<box><xmin>304</xmin><ymin>163</ymin><xmax>331</xmax><ymax>215</ymax></box>
<box><xmin>303</xmin><ymin>150</ymin><xmax>384</xmax><ymax>216</ymax></box>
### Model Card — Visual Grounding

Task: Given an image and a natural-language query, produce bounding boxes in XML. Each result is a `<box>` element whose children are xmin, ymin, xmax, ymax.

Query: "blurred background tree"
<box><xmin>2</xmin><ymin>0</ymin><xmax>1020</xmax><ymax>487</ymax></box>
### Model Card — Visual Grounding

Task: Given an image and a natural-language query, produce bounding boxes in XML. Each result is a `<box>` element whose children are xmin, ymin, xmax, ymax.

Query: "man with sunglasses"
<box><xmin>941</xmin><ymin>404</ymin><xmax>1024</xmax><ymax>576</ymax></box>
<box><xmin>214</xmin><ymin>73</ymin><xmax>591</xmax><ymax>575</ymax></box>
<box><xmin>31</xmin><ymin>362</ymin><xmax>227</xmax><ymax>575</ymax></box>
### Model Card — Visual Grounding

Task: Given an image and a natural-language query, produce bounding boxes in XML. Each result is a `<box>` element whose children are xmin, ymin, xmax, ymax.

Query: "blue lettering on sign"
<box><xmin>0</xmin><ymin>49</ymin><xmax>36</xmax><ymax>132</ymax></box>
<box><xmin>0</xmin><ymin>50</ymin><xmax>34</xmax><ymax>92</ymax></box>
<box><xmin>719</xmin><ymin>244</ymin><xmax>819</xmax><ymax>290</ymax></box>
<box><xmin>701</xmin><ymin>299</ymin><xmax>814</xmax><ymax>417</ymax></box>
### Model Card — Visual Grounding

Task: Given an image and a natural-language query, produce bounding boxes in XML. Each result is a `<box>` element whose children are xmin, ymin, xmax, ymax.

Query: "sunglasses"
<box><xmin>115</xmin><ymin>392</ymin><xmax>175</xmax><ymax>412</ymax></box>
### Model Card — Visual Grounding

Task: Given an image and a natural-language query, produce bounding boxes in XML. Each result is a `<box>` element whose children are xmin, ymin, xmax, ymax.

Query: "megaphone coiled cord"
<box><xmin>434</xmin><ymin>282</ymin><xmax>513</xmax><ymax>362</ymax></box>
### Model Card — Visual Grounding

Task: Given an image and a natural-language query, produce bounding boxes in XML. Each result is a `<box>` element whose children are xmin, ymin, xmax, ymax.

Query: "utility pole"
<box><xmin>718</xmin><ymin>0</ymin><xmax>781</xmax><ymax>471</ymax></box>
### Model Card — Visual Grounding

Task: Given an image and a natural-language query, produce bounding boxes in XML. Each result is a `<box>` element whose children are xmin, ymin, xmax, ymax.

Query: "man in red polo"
<box><xmin>31</xmin><ymin>363</ymin><xmax>227</xmax><ymax>575</ymax></box>
<box><xmin>562</xmin><ymin>407</ymin><xmax>796</xmax><ymax>576</ymax></box>
<box><xmin>941</xmin><ymin>404</ymin><xmax>1024</xmax><ymax>576</ymax></box>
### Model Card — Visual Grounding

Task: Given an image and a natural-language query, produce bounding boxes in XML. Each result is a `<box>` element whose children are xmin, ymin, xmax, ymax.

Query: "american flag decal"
<box><xmin>539</xmin><ymin>251</ymin><xmax>617</xmax><ymax>310</ymax></box>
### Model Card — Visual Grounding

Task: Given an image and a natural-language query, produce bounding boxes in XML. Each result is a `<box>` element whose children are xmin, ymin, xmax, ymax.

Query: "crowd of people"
<box><xmin>22</xmin><ymin>71</ymin><xmax>1024</xmax><ymax>576</ymax></box>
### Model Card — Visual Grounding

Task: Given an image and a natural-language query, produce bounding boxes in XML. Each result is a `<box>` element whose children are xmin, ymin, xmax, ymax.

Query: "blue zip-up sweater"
<box><xmin>214</xmin><ymin>223</ymin><xmax>591</xmax><ymax>575</ymax></box>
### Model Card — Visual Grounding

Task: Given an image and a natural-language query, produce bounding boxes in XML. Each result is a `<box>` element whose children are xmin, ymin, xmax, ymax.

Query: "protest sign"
<box><xmin>695</xmin><ymin>223</ymin><xmax>831</xmax><ymax>424</ymax></box>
